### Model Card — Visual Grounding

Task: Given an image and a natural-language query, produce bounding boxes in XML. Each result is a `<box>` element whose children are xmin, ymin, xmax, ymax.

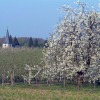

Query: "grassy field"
<box><xmin>0</xmin><ymin>84</ymin><xmax>100</xmax><ymax>100</ymax></box>
<box><xmin>0</xmin><ymin>48</ymin><xmax>43</xmax><ymax>75</ymax></box>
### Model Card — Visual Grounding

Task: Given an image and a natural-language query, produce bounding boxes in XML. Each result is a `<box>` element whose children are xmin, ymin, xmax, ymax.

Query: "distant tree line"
<box><xmin>9</xmin><ymin>35</ymin><xmax>20</xmax><ymax>47</ymax></box>
<box><xmin>28</xmin><ymin>37</ymin><xmax>47</xmax><ymax>48</ymax></box>
<box><xmin>0</xmin><ymin>36</ymin><xmax>46</xmax><ymax>48</ymax></box>
<box><xmin>28</xmin><ymin>37</ymin><xmax>39</xmax><ymax>48</ymax></box>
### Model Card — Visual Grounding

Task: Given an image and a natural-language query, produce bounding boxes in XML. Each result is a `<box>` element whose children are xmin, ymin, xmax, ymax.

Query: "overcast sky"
<box><xmin>0</xmin><ymin>0</ymin><xmax>99</xmax><ymax>39</ymax></box>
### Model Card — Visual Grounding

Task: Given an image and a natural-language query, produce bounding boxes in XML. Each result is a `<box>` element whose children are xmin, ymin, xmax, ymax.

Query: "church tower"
<box><xmin>2</xmin><ymin>29</ymin><xmax>12</xmax><ymax>48</ymax></box>
<box><xmin>5</xmin><ymin>29</ymin><xmax>10</xmax><ymax>44</ymax></box>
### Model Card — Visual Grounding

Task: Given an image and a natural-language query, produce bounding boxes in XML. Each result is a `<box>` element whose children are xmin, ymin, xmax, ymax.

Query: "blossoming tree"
<box><xmin>43</xmin><ymin>1</ymin><xmax>100</xmax><ymax>88</ymax></box>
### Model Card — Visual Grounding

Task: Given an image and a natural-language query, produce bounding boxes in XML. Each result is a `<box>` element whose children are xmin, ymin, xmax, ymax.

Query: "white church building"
<box><xmin>2</xmin><ymin>29</ymin><xmax>12</xmax><ymax>48</ymax></box>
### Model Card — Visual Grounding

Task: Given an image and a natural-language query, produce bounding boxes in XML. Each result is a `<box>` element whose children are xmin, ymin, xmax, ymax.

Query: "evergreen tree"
<box><xmin>9</xmin><ymin>35</ymin><xmax>13</xmax><ymax>44</ymax></box>
<box><xmin>13</xmin><ymin>37</ymin><xmax>20</xmax><ymax>47</ymax></box>
<box><xmin>28</xmin><ymin>37</ymin><xmax>33</xmax><ymax>48</ymax></box>
<box><xmin>34</xmin><ymin>38</ymin><xmax>38</xmax><ymax>47</ymax></box>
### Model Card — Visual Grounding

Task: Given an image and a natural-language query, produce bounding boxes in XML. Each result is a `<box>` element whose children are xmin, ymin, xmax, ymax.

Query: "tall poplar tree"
<box><xmin>28</xmin><ymin>37</ymin><xmax>33</xmax><ymax>48</ymax></box>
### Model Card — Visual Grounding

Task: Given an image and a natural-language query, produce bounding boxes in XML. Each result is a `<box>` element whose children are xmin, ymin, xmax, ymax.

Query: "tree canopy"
<box><xmin>42</xmin><ymin>1</ymin><xmax>100</xmax><ymax>83</ymax></box>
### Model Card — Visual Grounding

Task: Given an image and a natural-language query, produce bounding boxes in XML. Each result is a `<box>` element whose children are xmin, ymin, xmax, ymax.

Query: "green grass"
<box><xmin>0</xmin><ymin>84</ymin><xmax>100</xmax><ymax>100</ymax></box>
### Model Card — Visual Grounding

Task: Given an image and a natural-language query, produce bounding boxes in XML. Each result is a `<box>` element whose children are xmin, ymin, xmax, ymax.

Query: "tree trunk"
<box><xmin>28</xmin><ymin>70</ymin><xmax>32</xmax><ymax>85</ymax></box>
<box><xmin>77</xmin><ymin>76</ymin><xmax>82</xmax><ymax>91</ymax></box>
<box><xmin>28</xmin><ymin>78</ymin><xmax>31</xmax><ymax>85</ymax></box>
<box><xmin>10</xmin><ymin>71</ymin><xmax>14</xmax><ymax>86</ymax></box>
<box><xmin>93</xmin><ymin>81</ymin><xmax>96</xmax><ymax>90</ymax></box>
<box><xmin>2</xmin><ymin>73</ymin><xmax>5</xmax><ymax>86</ymax></box>
<box><xmin>10</xmin><ymin>74</ymin><xmax>14</xmax><ymax>86</ymax></box>
<box><xmin>63</xmin><ymin>76</ymin><xmax>66</xmax><ymax>88</ymax></box>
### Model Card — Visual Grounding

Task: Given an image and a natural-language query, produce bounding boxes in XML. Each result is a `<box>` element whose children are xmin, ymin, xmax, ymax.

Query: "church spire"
<box><xmin>5</xmin><ymin>29</ymin><xmax>10</xmax><ymax>44</ymax></box>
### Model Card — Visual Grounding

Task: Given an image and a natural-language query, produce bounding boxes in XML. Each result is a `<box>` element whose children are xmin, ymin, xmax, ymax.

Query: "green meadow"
<box><xmin>0</xmin><ymin>84</ymin><xmax>100</xmax><ymax>100</ymax></box>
